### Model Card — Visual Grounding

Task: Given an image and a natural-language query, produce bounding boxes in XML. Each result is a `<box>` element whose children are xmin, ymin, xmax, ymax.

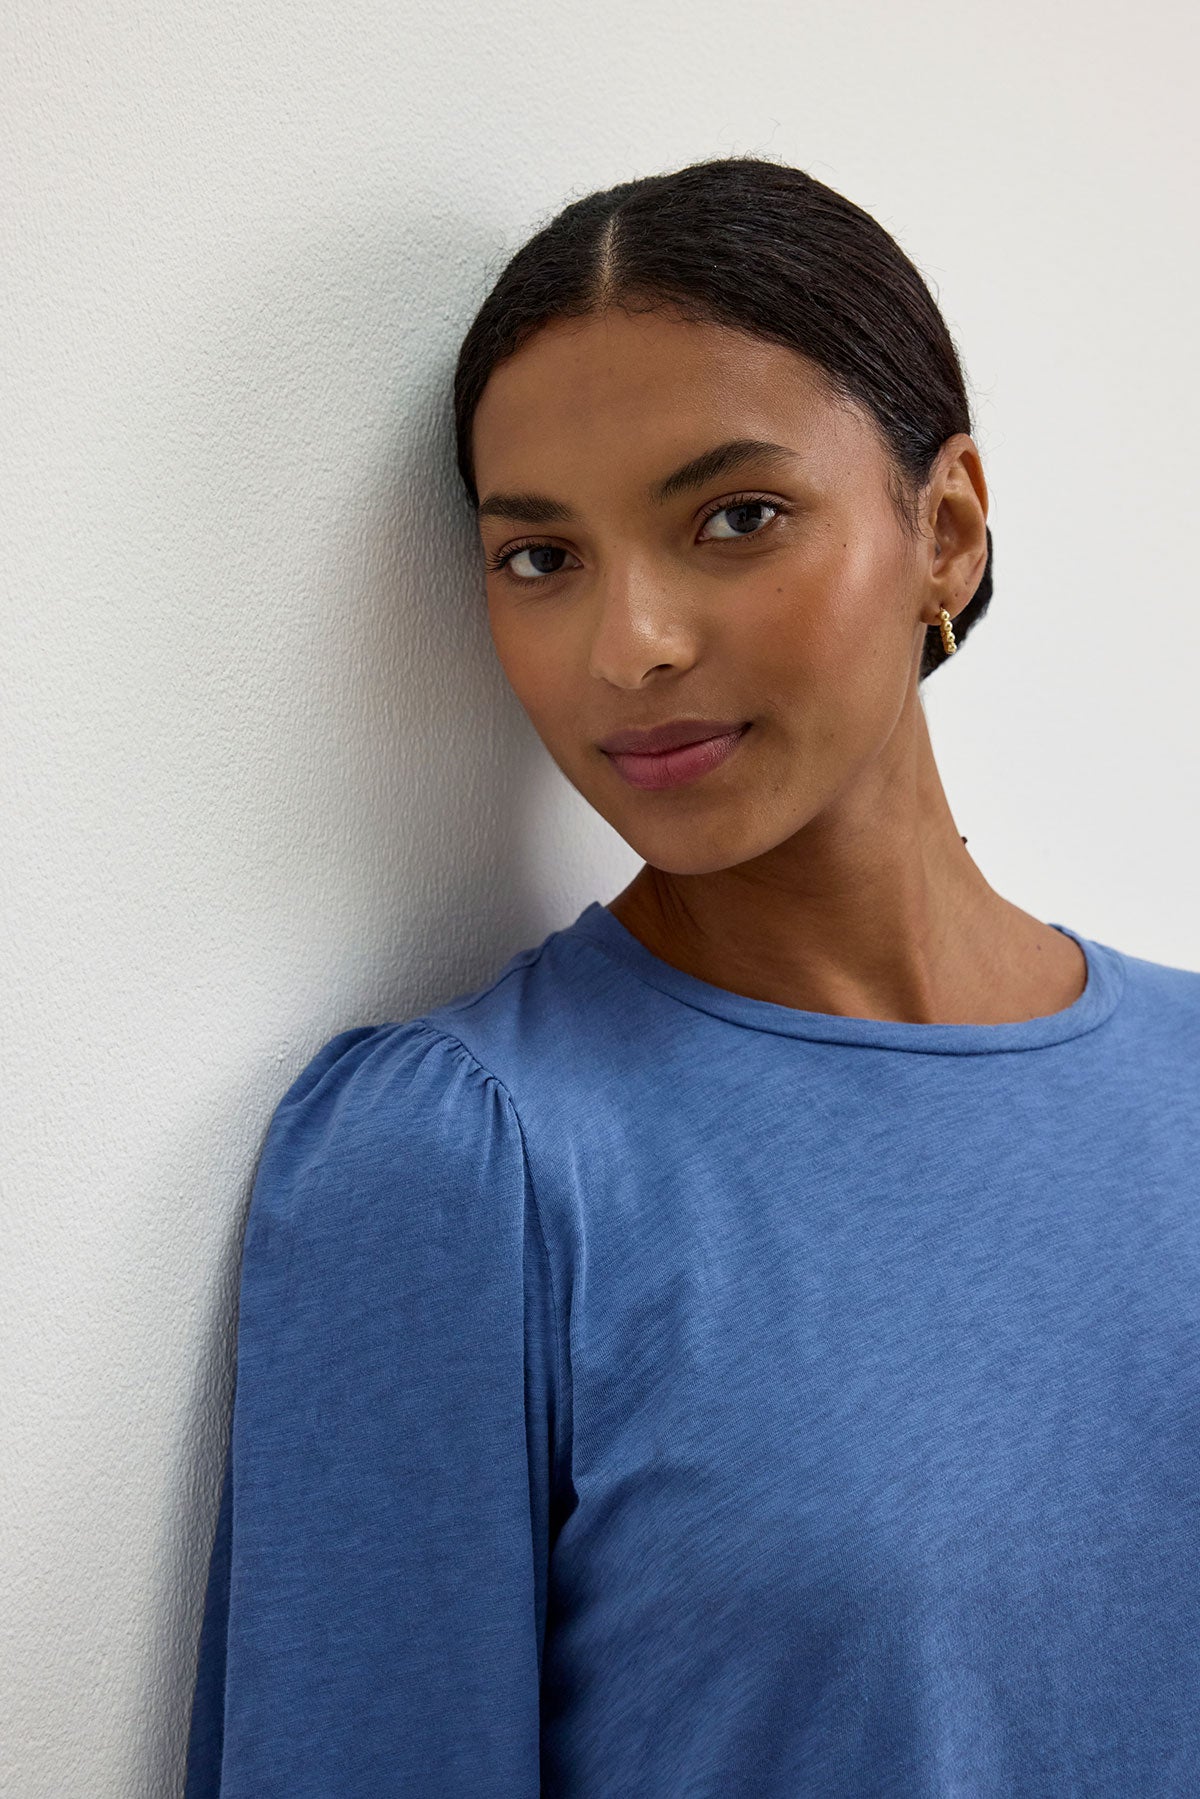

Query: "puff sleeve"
<box><xmin>184</xmin><ymin>1020</ymin><xmax>564</xmax><ymax>1798</ymax></box>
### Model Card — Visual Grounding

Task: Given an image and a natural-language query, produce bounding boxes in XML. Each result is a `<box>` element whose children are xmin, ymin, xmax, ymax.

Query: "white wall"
<box><xmin>4</xmin><ymin>1</ymin><xmax>1197</xmax><ymax>1791</ymax></box>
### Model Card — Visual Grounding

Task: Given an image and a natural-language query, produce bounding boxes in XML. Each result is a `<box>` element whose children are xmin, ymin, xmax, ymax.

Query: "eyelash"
<box><xmin>483</xmin><ymin>491</ymin><xmax>789</xmax><ymax>582</ymax></box>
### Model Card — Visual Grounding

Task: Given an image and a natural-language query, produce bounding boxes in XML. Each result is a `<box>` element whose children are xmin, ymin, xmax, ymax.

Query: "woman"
<box><xmin>186</xmin><ymin>157</ymin><xmax>1200</xmax><ymax>1796</ymax></box>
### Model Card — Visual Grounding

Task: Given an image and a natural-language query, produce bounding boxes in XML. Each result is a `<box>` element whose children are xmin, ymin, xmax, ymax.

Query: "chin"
<box><xmin>608</xmin><ymin>817</ymin><xmax>780</xmax><ymax>879</ymax></box>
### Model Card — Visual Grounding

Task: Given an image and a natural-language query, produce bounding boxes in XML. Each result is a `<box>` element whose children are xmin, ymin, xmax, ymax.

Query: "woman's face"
<box><xmin>471</xmin><ymin>305</ymin><xmax>982</xmax><ymax>877</ymax></box>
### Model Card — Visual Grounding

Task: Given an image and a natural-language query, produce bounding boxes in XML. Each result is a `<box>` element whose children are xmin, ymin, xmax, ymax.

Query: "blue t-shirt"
<box><xmin>185</xmin><ymin>900</ymin><xmax>1200</xmax><ymax>1797</ymax></box>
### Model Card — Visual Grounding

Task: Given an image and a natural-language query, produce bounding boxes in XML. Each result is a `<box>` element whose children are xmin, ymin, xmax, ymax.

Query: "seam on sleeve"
<box><xmin>405</xmin><ymin>1018</ymin><xmax>573</xmax><ymax>1504</ymax></box>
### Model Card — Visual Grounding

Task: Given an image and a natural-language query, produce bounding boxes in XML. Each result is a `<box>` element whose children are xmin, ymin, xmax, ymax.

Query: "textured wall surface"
<box><xmin>3</xmin><ymin>1</ymin><xmax>1198</xmax><ymax>1792</ymax></box>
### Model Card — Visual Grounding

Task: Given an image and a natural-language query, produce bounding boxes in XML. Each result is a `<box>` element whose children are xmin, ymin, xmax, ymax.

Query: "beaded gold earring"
<box><xmin>937</xmin><ymin>607</ymin><xmax>957</xmax><ymax>655</ymax></box>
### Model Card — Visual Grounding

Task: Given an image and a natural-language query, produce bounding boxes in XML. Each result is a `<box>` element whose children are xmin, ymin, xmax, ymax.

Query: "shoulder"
<box><xmin>1107</xmin><ymin>938</ymin><xmax>1200</xmax><ymax>1006</ymax></box>
<box><xmin>268</xmin><ymin>1015</ymin><xmax>514</xmax><ymax>1136</ymax></box>
<box><xmin>1100</xmin><ymin>935</ymin><xmax>1200</xmax><ymax>1053</ymax></box>
<box><xmin>246</xmin><ymin>1018</ymin><xmax>533</xmax><ymax>1261</ymax></box>
<box><xmin>415</xmin><ymin>915</ymin><xmax>648</xmax><ymax>1106</ymax></box>
<box><xmin>247</xmin><ymin>913</ymin><xmax>646</xmax><ymax>1259</ymax></box>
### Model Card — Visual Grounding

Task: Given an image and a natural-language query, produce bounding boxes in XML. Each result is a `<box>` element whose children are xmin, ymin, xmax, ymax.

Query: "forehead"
<box><xmin>470</xmin><ymin>308</ymin><xmax>879</xmax><ymax>500</ymax></box>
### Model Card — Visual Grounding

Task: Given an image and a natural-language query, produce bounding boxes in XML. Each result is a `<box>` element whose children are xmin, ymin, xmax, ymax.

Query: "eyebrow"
<box><xmin>475</xmin><ymin>437</ymin><xmax>802</xmax><ymax>525</ymax></box>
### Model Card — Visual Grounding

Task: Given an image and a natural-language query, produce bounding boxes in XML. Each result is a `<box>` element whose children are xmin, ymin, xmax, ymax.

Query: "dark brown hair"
<box><xmin>452</xmin><ymin>155</ymin><xmax>992</xmax><ymax>680</ymax></box>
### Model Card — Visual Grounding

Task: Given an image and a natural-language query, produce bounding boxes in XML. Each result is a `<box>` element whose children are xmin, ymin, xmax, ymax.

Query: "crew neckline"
<box><xmin>565</xmin><ymin>900</ymin><xmax>1126</xmax><ymax>1054</ymax></box>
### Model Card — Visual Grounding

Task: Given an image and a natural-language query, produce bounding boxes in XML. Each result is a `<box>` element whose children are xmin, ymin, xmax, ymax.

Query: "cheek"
<box><xmin>737</xmin><ymin>539</ymin><xmax>914</xmax><ymax>742</ymax></box>
<box><xmin>731</xmin><ymin>558</ymin><xmax>861</xmax><ymax>703</ymax></box>
<box><xmin>487</xmin><ymin>604</ymin><xmax>579</xmax><ymax>740</ymax></box>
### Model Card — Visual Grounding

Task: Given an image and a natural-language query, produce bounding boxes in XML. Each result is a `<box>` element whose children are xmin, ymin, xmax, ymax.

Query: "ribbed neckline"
<box><xmin>564</xmin><ymin>900</ymin><xmax>1126</xmax><ymax>1055</ymax></box>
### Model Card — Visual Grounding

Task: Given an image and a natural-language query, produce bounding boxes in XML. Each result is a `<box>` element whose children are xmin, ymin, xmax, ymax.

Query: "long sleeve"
<box><xmin>184</xmin><ymin>1019</ymin><xmax>563</xmax><ymax>1798</ymax></box>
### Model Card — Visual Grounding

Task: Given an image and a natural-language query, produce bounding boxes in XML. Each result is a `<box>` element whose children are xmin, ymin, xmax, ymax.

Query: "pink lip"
<box><xmin>598</xmin><ymin>716</ymin><xmax>748</xmax><ymax>755</ymax></box>
<box><xmin>604</xmin><ymin>724</ymin><xmax>751</xmax><ymax>790</ymax></box>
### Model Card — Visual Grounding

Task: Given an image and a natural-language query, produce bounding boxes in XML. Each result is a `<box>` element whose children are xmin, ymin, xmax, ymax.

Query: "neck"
<box><xmin>606</xmin><ymin>702</ymin><xmax>1085</xmax><ymax>1027</ymax></box>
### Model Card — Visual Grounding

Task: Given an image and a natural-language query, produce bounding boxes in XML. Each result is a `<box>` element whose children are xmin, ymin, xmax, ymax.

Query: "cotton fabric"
<box><xmin>185</xmin><ymin>901</ymin><xmax>1200</xmax><ymax>1796</ymax></box>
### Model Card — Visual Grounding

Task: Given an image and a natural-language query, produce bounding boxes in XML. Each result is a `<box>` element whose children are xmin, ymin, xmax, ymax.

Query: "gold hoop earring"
<box><xmin>937</xmin><ymin>607</ymin><xmax>957</xmax><ymax>655</ymax></box>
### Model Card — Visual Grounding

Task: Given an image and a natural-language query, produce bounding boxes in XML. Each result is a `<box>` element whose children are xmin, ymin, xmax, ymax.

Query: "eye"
<box><xmin>696</xmin><ymin>494</ymin><xmax>784</xmax><ymax>541</ymax></box>
<box><xmin>484</xmin><ymin>541</ymin><xmax>579</xmax><ymax>583</ymax></box>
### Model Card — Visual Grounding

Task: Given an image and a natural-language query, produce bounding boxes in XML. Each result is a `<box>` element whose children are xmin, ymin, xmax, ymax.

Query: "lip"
<box><xmin>597</xmin><ymin>717</ymin><xmax>751</xmax><ymax>755</ymax></box>
<box><xmin>603</xmin><ymin>723</ymin><xmax>752</xmax><ymax>791</ymax></box>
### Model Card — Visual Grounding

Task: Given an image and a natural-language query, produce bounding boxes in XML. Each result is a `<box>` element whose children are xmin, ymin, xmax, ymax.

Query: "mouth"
<box><xmin>602</xmin><ymin>723</ymin><xmax>752</xmax><ymax>791</ymax></box>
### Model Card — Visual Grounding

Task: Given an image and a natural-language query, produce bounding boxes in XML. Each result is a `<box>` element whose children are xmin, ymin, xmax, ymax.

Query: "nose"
<box><xmin>585</xmin><ymin>561</ymin><xmax>701</xmax><ymax>690</ymax></box>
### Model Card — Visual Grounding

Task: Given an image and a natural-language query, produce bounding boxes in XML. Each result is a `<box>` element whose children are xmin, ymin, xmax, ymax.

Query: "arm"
<box><xmin>184</xmin><ymin>1021</ymin><xmax>558</xmax><ymax>1798</ymax></box>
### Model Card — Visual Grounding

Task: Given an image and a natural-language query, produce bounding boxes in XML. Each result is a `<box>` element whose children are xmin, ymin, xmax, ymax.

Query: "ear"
<box><xmin>922</xmin><ymin>433</ymin><xmax>989</xmax><ymax>627</ymax></box>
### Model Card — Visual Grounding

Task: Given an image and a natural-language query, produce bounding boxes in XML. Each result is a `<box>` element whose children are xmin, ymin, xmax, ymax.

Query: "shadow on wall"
<box><xmin>129</xmin><ymin>190</ymin><xmax>606</xmax><ymax>1033</ymax></box>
